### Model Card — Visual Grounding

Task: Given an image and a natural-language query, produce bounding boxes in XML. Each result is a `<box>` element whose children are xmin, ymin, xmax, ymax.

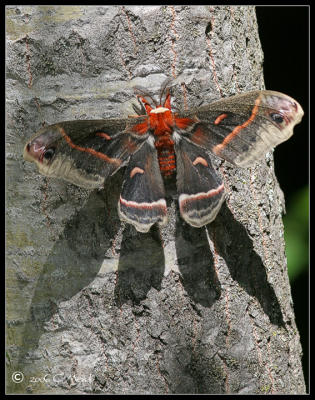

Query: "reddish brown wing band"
<box><xmin>177</xmin><ymin>90</ymin><xmax>304</xmax><ymax>167</ymax></box>
<box><xmin>23</xmin><ymin>119</ymin><xmax>148</xmax><ymax>189</ymax></box>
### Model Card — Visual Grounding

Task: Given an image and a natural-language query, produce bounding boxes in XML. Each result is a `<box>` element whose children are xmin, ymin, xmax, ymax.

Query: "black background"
<box><xmin>256</xmin><ymin>6</ymin><xmax>309</xmax><ymax>391</ymax></box>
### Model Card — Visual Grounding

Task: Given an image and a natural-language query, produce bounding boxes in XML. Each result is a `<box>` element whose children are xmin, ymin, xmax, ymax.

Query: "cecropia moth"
<box><xmin>24</xmin><ymin>82</ymin><xmax>303</xmax><ymax>232</ymax></box>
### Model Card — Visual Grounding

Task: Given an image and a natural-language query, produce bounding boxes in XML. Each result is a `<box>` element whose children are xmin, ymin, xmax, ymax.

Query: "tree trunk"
<box><xmin>6</xmin><ymin>5</ymin><xmax>305</xmax><ymax>394</ymax></box>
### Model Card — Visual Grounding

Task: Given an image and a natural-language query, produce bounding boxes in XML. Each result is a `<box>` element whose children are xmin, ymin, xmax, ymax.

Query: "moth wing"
<box><xmin>23</xmin><ymin>118</ymin><xmax>148</xmax><ymax>189</ymax></box>
<box><xmin>174</xmin><ymin>134</ymin><xmax>225</xmax><ymax>228</ymax></box>
<box><xmin>118</xmin><ymin>138</ymin><xmax>167</xmax><ymax>233</ymax></box>
<box><xmin>177</xmin><ymin>90</ymin><xmax>303</xmax><ymax>167</ymax></box>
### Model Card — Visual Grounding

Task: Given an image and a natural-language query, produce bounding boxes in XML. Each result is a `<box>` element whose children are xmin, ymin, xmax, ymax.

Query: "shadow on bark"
<box><xmin>17</xmin><ymin>176</ymin><xmax>123</xmax><ymax>365</ymax></box>
<box><xmin>19</xmin><ymin>192</ymin><xmax>284</xmax><ymax>370</ymax></box>
<box><xmin>114</xmin><ymin>225</ymin><xmax>165</xmax><ymax>306</ymax></box>
<box><xmin>210</xmin><ymin>203</ymin><xmax>285</xmax><ymax>327</ymax></box>
<box><xmin>175</xmin><ymin>218</ymin><xmax>221</xmax><ymax>309</ymax></box>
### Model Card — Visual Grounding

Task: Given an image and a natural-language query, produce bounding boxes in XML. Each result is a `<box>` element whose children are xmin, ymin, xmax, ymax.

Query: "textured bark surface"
<box><xmin>6</xmin><ymin>5</ymin><xmax>305</xmax><ymax>394</ymax></box>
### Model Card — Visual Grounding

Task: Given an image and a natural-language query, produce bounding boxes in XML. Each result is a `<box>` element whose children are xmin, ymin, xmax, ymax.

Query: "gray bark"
<box><xmin>6</xmin><ymin>5</ymin><xmax>305</xmax><ymax>394</ymax></box>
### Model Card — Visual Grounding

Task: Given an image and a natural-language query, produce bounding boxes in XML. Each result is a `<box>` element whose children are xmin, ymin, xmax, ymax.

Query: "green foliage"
<box><xmin>283</xmin><ymin>186</ymin><xmax>309</xmax><ymax>281</ymax></box>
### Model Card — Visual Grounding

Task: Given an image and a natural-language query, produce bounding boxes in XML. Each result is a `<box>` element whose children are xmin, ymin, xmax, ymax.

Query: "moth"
<box><xmin>23</xmin><ymin>82</ymin><xmax>303</xmax><ymax>233</ymax></box>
